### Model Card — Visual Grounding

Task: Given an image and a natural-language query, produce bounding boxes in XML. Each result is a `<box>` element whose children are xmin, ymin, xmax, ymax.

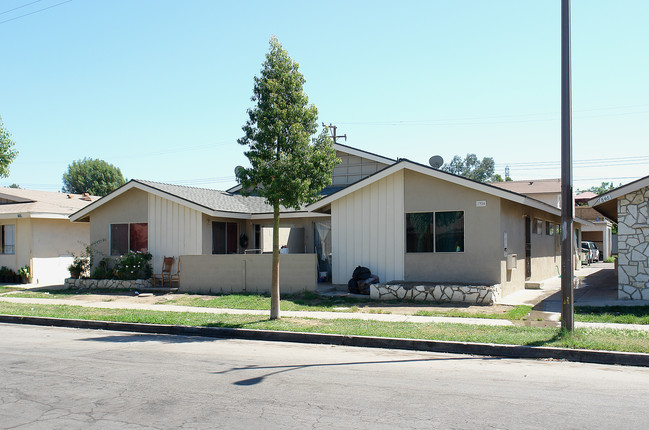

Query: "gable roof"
<box><xmin>308</xmin><ymin>160</ymin><xmax>580</xmax><ymax>221</ymax></box>
<box><xmin>0</xmin><ymin>187</ymin><xmax>95</xmax><ymax>220</ymax></box>
<box><xmin>70</xmin><ymin>179</ymin><xmax>312</xmax><ymax>222</ymax></box>
<box><xmin>225</xmin><ymin>142</ymin><xmax>396</xmax><ymax>194</ymax></box>
<box><xmin>589</xmin><ymin>174</ymin><xmax>649</xmax><ymax>222</ymax></box>
<box><xmin>490</xmin><ymin>178</ymin><xmax>561</xmax><ymax>195</ymax></box>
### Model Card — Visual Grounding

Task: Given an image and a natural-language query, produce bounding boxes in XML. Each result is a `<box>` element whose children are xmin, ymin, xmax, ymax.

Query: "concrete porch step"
<box><xmin>525</xmin><ymin>282</ymin><xmax>544</xmax><ymax>290</ymax></box>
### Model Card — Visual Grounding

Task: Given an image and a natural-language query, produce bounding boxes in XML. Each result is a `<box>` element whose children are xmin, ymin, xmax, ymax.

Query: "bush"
<box><xmin>113</xmin><ymin>251</ymin><xmax>152</xmax><ymax>280</ymax></box>
<box><xmin>90</xmin><ymin>258</ymin><xmax>114</xmax><ymax>280</ymax></box>
<box><xmin>605</xmin><ymin>256</ymin><xmax>617</xmax><ymax>263</ymax></box>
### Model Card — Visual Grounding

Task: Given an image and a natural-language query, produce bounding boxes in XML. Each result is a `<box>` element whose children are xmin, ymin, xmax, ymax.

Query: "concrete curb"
<box><xmin>2</xmin><ymin>314</ymin><xmax>648</xmax><ymax>367</ymax></box>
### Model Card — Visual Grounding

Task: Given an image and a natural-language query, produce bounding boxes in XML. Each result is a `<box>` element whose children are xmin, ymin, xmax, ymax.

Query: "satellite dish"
<box><xmin>234</xmin><ymin>166</ymin><xmax>245</xmax><ymax>180</ymax></box>
<box><xmin>429</xmin><ymin>155</ymin><xmax>444</xmax><ymax>169</ymax></box>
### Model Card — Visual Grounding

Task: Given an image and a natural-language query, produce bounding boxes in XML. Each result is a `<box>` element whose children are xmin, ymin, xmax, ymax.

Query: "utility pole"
<box><xmin>561</xmin><ymin>0</ymin><xmax>574</xmax><ymax>332</ymax></box>
<box><xmin>323</xmin><ymin>123</ymin><xmax>347</xmax><ymax>144</ymax></box>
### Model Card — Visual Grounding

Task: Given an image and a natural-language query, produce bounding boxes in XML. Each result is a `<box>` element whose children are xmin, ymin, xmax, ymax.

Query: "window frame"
<box><xmin>110</xmin><ymin>223</ymin><xmax>148</xmax><ymax>256</ymax></box>
<box><xmin>405</xmin><ymin>210</ymin><xmax>465</xmax><ymax>254</ymax></box>
<box><xmin>1</xmin><ymin>224</ymin><xmax>15</xmax><ymax>255</ymax></box>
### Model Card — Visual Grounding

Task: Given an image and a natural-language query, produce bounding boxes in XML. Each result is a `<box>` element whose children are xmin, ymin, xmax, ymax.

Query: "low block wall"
<box><xmin>179</xmin><ymin>254</ymin><xmax>317</xmax><ymax>294</ymax></box>
<box><xmin>370</xmin><ymin>283</ymin><xmax>501</xmax><ymax>305</ymax></box>
<box><xmin>64</xmin><ymin>278</ymin><xmax>152</xmax><ymax>289</ymax></box>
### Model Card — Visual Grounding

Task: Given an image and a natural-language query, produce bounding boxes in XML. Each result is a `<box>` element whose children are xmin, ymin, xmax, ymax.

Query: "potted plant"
<box><xmin>18</xmin><ymin>265</ymin><xmax>31</xmax><ymax>284</ymax></box>
<box><xmin>68</xmin><ymin>255</ymin><xmax>89</xmax><ymax>279</ymax></box>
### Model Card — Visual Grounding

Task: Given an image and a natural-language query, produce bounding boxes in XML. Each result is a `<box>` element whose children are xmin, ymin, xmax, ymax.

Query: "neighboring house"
<box><xmin>308</xmin><ymin>160</ymin><xmax>586</xmax><ymax>297</ymax></box>
<box><xmin>589</xmin><ymin>175</ymin><xmax>649</xmax><ymax>300</ymax></box>
<box><xmin>0</xmin><ymin>187</ymin><xmax>94</xmax><ymax>285</ymax></box>
<box><xmin>575</xmin><ymin>206</ymin><xmax>613</xmax><ymax>260</ymax></box>
<box><xmin>491</xmin><ymin>178</ymin><xmax>562</xmax><ymax>208</ymax></box>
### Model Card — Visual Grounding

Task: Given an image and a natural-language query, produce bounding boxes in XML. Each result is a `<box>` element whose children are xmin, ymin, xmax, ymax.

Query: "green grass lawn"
<box><xmin>0</xmin><ymin>302</ymin><xmax>648</xmax><ymax>353</ymax></box>
<box><xmin>0</xmin><ymin>285</ymin><xmax>26</xmax><ymax>294</ymax></box>
<box><xmin>575</xmin><ymin>305</ymin><xmax>649</xmax><ymax>325</ymax></box>
<box><xmin>4</xmin><ymin>289</ymin><xmax>532</xmax><ymax>321</ymax></box>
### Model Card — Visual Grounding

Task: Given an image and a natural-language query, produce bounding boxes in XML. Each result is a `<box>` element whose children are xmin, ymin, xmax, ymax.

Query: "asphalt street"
<box><xmin>2</xmin><ymin>324</ymin><xmax>649</xmax><ymax>429</ymax></box>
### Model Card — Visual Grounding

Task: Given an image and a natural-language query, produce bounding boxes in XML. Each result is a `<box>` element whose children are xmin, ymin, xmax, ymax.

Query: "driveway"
<box><xmin>535</xmin><ymin>262</ymin><xmax>625</xmax><ymax>312</ymax></box>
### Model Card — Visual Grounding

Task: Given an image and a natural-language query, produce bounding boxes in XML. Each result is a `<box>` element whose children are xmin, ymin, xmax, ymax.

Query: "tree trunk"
<box><xmin>270</xmin><ymin>203</ymin><xmax>281</xmax><ymax>319</ymax></box>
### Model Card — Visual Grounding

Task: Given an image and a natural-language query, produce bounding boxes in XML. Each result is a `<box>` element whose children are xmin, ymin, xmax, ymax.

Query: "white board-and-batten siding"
<box><xmin>331</xmin><ymin>170</ymin><xmax>405</xmax><ymax>284</ymax></box>
<box><xmin>148</xmin><ymin>195</ymin><xmax>202</xmax><ymax>272</ymax></box>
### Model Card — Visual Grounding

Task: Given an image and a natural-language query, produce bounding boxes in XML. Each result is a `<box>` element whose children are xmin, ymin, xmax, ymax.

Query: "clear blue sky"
<box><xmin>1</xmin><ymin>0</ymin><xmax>647</xmax><ymax>192</ymax></box>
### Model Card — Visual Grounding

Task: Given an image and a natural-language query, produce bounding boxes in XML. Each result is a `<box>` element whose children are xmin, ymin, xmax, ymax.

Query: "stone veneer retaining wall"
<box><xmin>64</xmin><ymin>278</ymin><xmax>153</xmax><ymax>290</ymax></box>
<box><xmin>617</xmin><ymin>185</ymin><xmax>649</xmax><ymax>300</ymax></box>
<box><xmin>370</xmin><ymin>283</ymin><xmax>501</xmax><ymax>305</ymax></box>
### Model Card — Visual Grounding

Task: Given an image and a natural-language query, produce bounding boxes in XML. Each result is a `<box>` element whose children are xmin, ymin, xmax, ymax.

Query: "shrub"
<box><xmin>90</xmin><ymin>258</ymin><xmax>114</xmax><ymax>280</ymax></box>
<box><xmin>113</xmin><ymin>251</ymin><xmax>152</xmax><ymax>280</ymax></box>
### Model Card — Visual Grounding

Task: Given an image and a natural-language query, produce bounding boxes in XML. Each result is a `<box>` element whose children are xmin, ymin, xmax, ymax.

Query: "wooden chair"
<box><xmin>152</xmin><ymin>257</ymin><xmax>178</xmax><ymax>288</ymax></box>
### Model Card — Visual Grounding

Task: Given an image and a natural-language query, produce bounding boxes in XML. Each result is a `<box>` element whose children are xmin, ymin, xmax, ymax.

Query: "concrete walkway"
<box><xmin>2</xmin><ymin>278</ymin><xmax>649</xmax><ymax>331</ymax></box>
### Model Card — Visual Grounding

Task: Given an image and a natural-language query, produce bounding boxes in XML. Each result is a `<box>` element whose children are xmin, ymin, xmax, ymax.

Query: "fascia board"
<box><xmin>308</xmin><ymin>163</ymin><xmax>403</xmax><ymax>211</ymax></box>
<box><xmin>70</xmin><ymin>181</ymin><xmax>141</xmax><ymax>222</ymax></box>
<box><xmin>70</xmin><ymin>180</ymin><xmax>251</xmax><ymax>222</ymax></box>
<box><xmin>589</xmin><ymin>175</ymin><xmax>649</xmax><ymax>207</ymax></box>
<box><xmin>0</xmin><ymin>213</ymin><xmax>69</xmax><ymax>220</ymax></box>
<box><xmin>310</xmin><ymin>160</ymin><xmax>562</xmax><ymax>217</ymax></box>
<box><xmin>333</xmin><ymin>143</ymin><xmax>395</xmax><ymax>165</ymax></box>
<box><xmin>250</xmin><ymin>211</ymin><xmax>327</xmax><ymax>220</ymax></box>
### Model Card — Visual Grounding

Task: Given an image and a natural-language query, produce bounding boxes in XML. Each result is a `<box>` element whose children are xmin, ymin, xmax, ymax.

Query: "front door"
<box><xmin>525</xmin><ymin>216</ymin><xmax>532</xmax><ymax>280</ymax></box>
<box><xmin>212</xmin><ymin>221</ymin><xmax>238</xmax><ymax>254</ymax></box>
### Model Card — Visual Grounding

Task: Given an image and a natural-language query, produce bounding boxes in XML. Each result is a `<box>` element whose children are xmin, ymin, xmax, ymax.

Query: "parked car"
<box><xmin>581</xmin><ymin>241</ymin><xmax>599</xmax><ymax>264</ymax></box>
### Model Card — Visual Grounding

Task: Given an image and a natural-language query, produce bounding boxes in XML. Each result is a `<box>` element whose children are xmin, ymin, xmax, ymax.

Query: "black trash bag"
<box><xmin>347</xmin><ymin>278</ymin><xmax>359</xmax><ymax>294</ymax></box>
<box><xmin>352</xmin><ymin>266</ymin><xmax>371</xmax><ymax>281</ymax></box>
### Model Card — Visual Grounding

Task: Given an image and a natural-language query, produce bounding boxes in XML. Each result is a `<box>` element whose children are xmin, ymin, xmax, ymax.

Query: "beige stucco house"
<box><xmin>69</xmin><ymin>144</ymin><xmax>396</xmax><ymax>294</ymax></box>
<box><xmin>0</xmin><ymin>187</ymin><xmax>93</xmax><ymax>285</ymax></box>
<box><xmin>590</xmin><ymin>175</ymin><xmax>649</xmax><ymax>300</ymax></box>
<box><xmin>309</xmin><ymin>160</ymin><xmax>585</xmax><ymax>297</ymax></box>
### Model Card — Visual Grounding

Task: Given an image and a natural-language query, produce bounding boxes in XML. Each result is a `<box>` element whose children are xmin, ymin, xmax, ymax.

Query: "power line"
<box><xmin>0</xmin><ymin>0</ymin><xmax>44</xmax><ymax>16</ymax></box>
<box><xmin>0</xmin><ymin>0</ymin><xmax>72</xmax><ymax>25</ymax></box>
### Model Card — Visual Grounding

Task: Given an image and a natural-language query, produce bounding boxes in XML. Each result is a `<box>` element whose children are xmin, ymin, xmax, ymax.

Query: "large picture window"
<box><xmin>406</xmin><ymin>211</ymin><xmax>464</xmax><ymax>253</ymax></box>
<box><xmin>1</xmin><ymin>224</ymin><xmax>15</xmax><ymax>255</ymax></box>
<box><xmin>111</xmin><ymin>223</ymin><xmax>148</xmax><ymax>256</ymax></box>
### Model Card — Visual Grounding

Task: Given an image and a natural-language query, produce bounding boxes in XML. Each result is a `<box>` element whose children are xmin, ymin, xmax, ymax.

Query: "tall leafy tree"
<box><xmin>62</xmin><ymin>158</ymin><xmax>126</xmax><ymax>196</ymax></box>
<box><xmin>0</xmin><ymin>116</ymin><xmax>19</xmax><ymax>178</ymax></box>
<box><xmin>237</xmin><ymin>37</ymin><xmax>337</xmax><ymax>320</ymax></box>
<box><xmin>442</xmin><ymin>153</ymin><xmax>500</xmax><ymax>182</ymax></box>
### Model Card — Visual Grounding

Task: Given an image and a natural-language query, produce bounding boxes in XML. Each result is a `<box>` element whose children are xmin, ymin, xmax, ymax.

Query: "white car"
<box><xmin>581</xmin><ymin>241</ymin><xmax>599</xmax><ymax>264</ymax></box>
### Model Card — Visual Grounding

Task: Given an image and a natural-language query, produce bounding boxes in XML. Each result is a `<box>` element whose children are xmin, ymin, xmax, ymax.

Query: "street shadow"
<box><xmin>216</xmin><ymin>356</ymin><xmax>501</xmax><ymax>386</ymax></box>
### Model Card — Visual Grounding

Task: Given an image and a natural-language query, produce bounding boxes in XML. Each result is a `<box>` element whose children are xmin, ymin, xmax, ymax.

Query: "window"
<box><xmin>1</xmin><ymin>224</ymin><xmax>15</xmax><ymax>254</ymax></box>
<box><xmin>406</xmin><ymin>211</ymin><xmax>464</xmax><ymax>253</ymax></box>
<box><xmin>212</xmin><ymin>221</ymin><xmax>238</xmax><ymax>254</ymax></box>
<box><xmin>110</xmin><ymin>223</ymin><xmax>148</xmax><ymax>256</ymax></box>
<box><xmin>546</xmin><ymin>221</ymin><xmax>554</xmax><ymax>236</ymax></box>
<box><xmin>535</xmin><ymin>218</ymin><xmax>543</xmax><ymax>235</ymax></box>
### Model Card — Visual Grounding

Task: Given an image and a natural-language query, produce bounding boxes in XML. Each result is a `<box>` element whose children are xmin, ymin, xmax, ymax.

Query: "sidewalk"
<box><xmin>2</xmin><ymin>288</ymin><xmax>648</xmax><ymax>332</ymax></box>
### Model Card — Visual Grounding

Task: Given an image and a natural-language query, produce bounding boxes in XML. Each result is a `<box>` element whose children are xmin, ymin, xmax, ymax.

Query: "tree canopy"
<box><xmin>578</xmin><ymin>181</ymin><xmax>619</xmax><ymax>195</ymax></box>
<box><xmin>237</xmin><ymin>37</ymin><xmax>337</xmax><ymax>319</ymax></box>
<box><xmin>62</xmin><ymin>158</ymin><xmax>126</xmax><ymax>196</ymax></box>
<box><xmin>0</xmin><ymin>116</ymin><xmax>19</xmax><ymax>179</ymax></box>
<box><xmin>442</xmin><ymin>153</ymin><xmax>506</xmax><ymax>182</ymax></box>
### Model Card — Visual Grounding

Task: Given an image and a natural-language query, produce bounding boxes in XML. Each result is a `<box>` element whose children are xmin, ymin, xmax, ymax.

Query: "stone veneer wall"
<box><xmin>370</xmin><ymin>283</ymin><xmax>501</xmax><ymax>305</ymax></box>
<box><xmin>64</xmin><ymin>278</ymin><xmax>153</xmax><ymax>290</ymax></box>
<box><xmin>617</xmin><ymin>185</ymin><xmax>649</xmax><ymax>300</ymax></box>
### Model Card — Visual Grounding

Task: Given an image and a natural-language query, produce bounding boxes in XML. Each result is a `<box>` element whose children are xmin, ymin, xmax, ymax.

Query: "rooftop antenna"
<box><xmin>323</xmin><ymin>123</ymin><xmax>347</xmax><ymax>144</ymax></box>
<box><xmin>429</xmin><ymin>155</ymin><xmax>444</xmax><ymax>169</ymax></box>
